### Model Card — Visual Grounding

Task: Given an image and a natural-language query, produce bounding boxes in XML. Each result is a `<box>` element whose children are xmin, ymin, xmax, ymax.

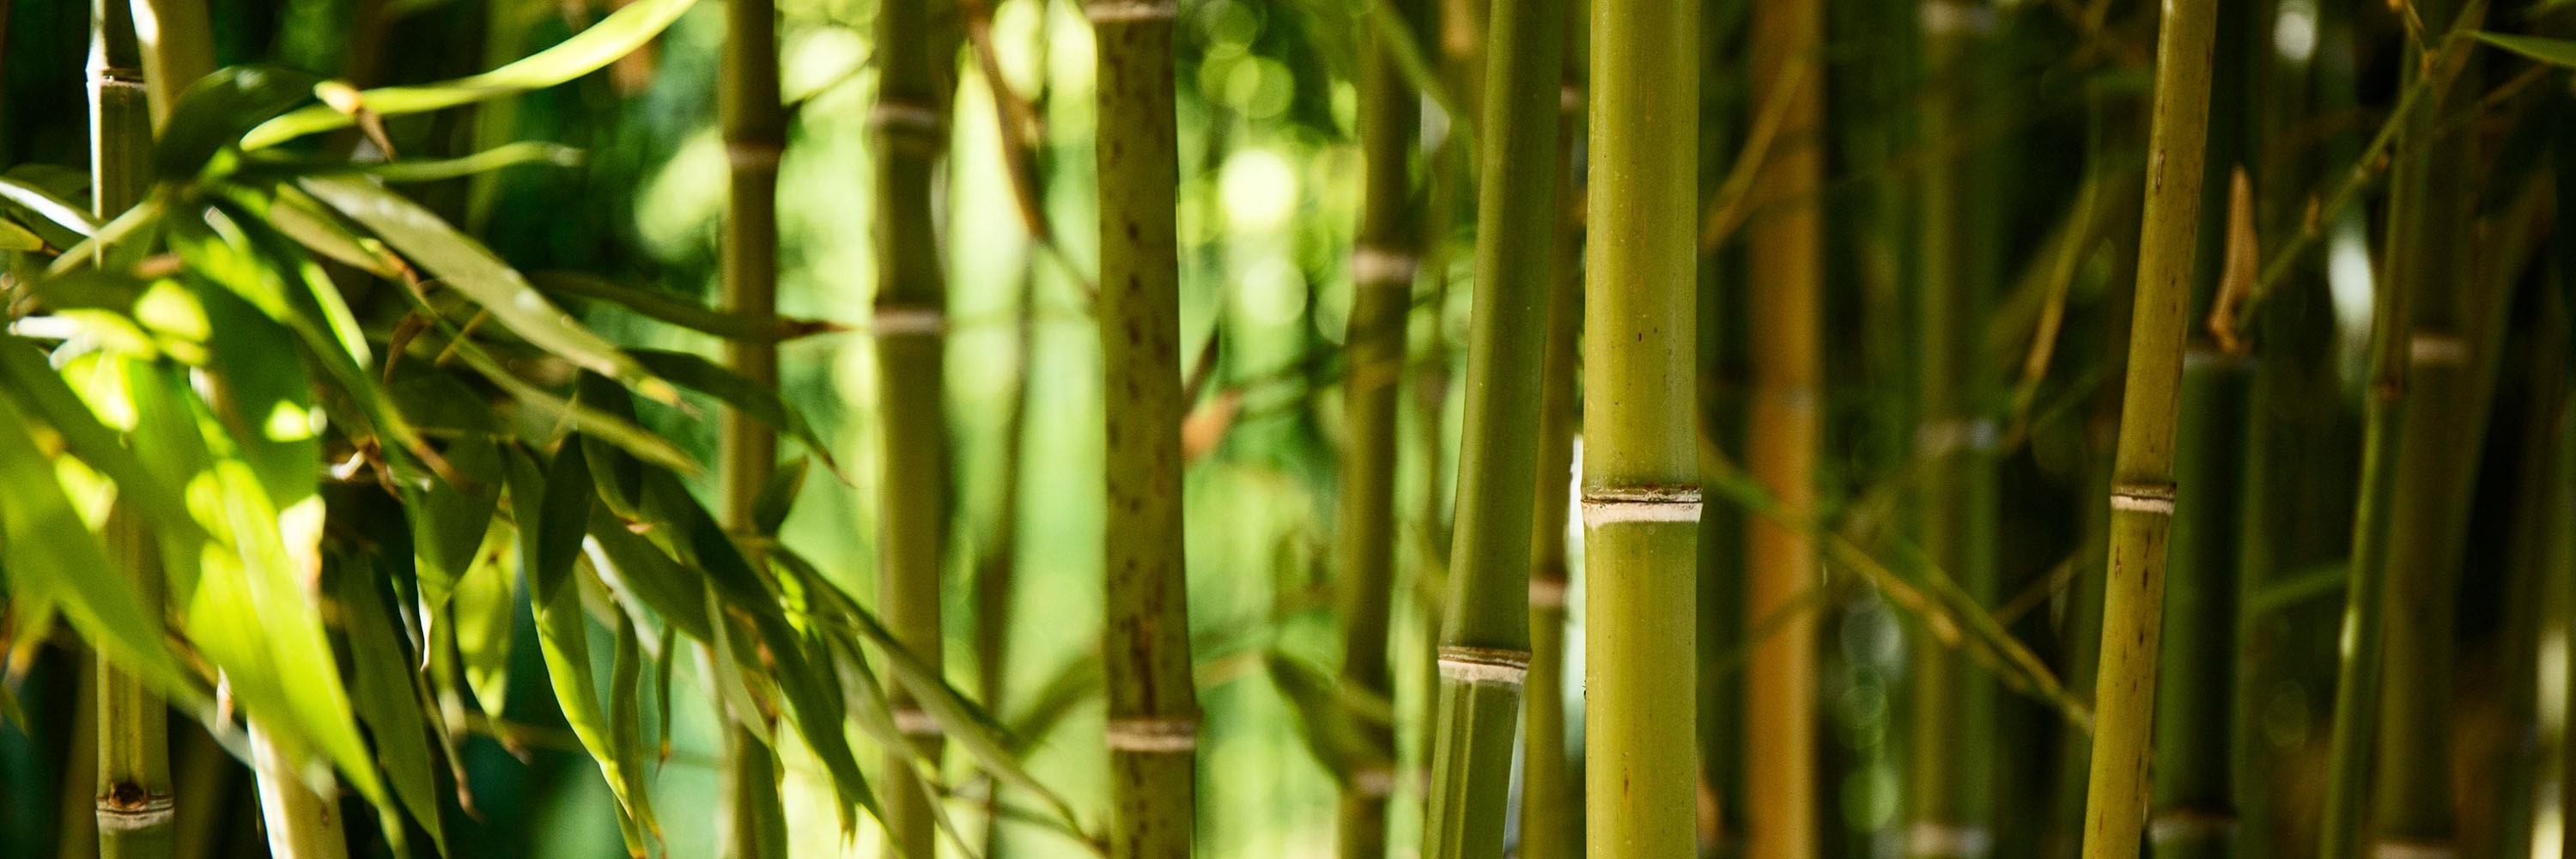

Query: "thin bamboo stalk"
<box><xmin>123</xmin><ymin>0</ymin><xmax>210</xmax><ymax>126</ymax></box>
<box><xmin>1087</xmin><ymin>1</ymin><xmax>1200</xmax><ymax>856</ymax></box>
<box><xmin>1516</xmin><ymin>6</ymin><xmax>1583</xmax><ymax>856</ymax></box>
<box><xmin>1417</xmin><ymin>0</ymin><xmax>1562</xmax><ymax>848</ymax></box>
<box><xmin>2075</xmin><ymin>0</ymin><xmax>2219</xmax><ymax>851</ymax></box>
<box><xmin>89</xmin><ymin>3</ymin><xmax>169</xmax><ymax>856</ymax></box>
<box><xmin>248</xmin><ymin>719</ymin><xmax>346</xmax><ymax>859</ymax></box>
<box><xmin>717</xmin><ymin>0</ymin><xmax>786</xmax><ymax>853</ymax></box>
<box><xmin>1334</xmin><ymin>0</ymin><xmax>1427</xmax><ymax>849</ymax></box>
<box><xmin>1905</xmin><ymin>4</ymin><xmax>2004</xmax><ymax>856</ymax></box>
<box><xmin>1582</xmin><ymin>0</ymin><xmax>1695</xmax><ymax>855</ymax></box>
<box><xmin>872</xmin><ymin>0</ymin><xmax>955</xmax><ymax>852</ymax></box>
<box><xmin>1742</xmin><ymin>0</ymin><xmax>1820</xmax><ymax>850</ymax></box>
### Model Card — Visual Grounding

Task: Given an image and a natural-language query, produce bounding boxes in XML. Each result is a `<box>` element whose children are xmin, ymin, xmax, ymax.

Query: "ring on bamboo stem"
<box><xmin>1528</xmin><ymin>576</ymin><xmax>1568</xmax><ymax>609</ymax></box>
<box><xmin>1912</xmin><ymin>418</ymin><xmax>1998</xmax><ymax>457</ymax></box>
<box><xmin>94</xmin><ymin>794</ymin><xmax>176</xmax><ymax>831</ymax></box>
<box><xmin>1559</xmin><ymin>84</ymin><xmax>1584</xmax><ymax>113</ymax></box>
<box><xmin>2370</xmin><ymin>839</ymin><xmax>2458</xmax><ymax>859</ymax></box>
<box><xmin>2146</xmin><ymin>807</ymin><xmax>2237</xmax><ymax>845</ymax></box>
<box><xmin>1435</xmin><ymin>645</ymin><xmax>1531</xmax><ymax>687</ymax></box>
<box><xmin>1083</xmin><ymin>0</ymin><xmax>1176</xmax><ymax>22</ymax></box>
<box><xmin>2408</xmin><ymin>332</ymin><xmax>2466</xmax><ymax>367</ymax></box>
<box><xmin>1579</xmin><ymin>486</ymin><xmax>1702</xmax><ymax>527</ymax></box>
<box><xmin>1350</xmin><ymin>246</ymin><xmax>1418</xmax><ymax>288</ymax></box>
<box><xmin>1917</xmin><ymin>0</ymin><xmax>1996</xmax><ymax>34</ymax></box>
<box><xmin>725</xmin><ymin>141</ymin><xmax>783</xmax><ymax>171</ymax></box>
<box><xmin>93</xmin><ymin>72</ymin><xmax>149</xmax><ymax>91</ymax></box>
<box><xmin>1905</xmin><ymin>822</ymin><xmax>1993</xmax><ymax>858</ymax></box>
<box><xmin>873</xmin><ymin>306</ymin><xmax>946</xmax><ymax>337</ymax></box>
<box><xmin>2108</xmin><ymin>482</ymin><xmax>2176</xmax><ymax>515</ymax></box>
<box><xmin>1104</xmin><ymin>716</ymin><xmax>1200</xmax><ymax>753</ymax></box>
<box><xmin>1349</xmin><ymin>765</ymin><xmax>1399</xmax><ymax>798</ymax></box>
<box><xmin>890</xmin><ymin>708</ymin><xmax>944</xmax><ymax>739</ymax></box>
<box><xmin>868</xmin><ymin>100</ymin><xmax>946</xmax><ymax>135</ymax></box>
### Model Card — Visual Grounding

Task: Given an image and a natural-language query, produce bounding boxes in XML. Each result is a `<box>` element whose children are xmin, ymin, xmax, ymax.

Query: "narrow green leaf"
<box><xmin>0</xmin><ymin>339</ymin><xmax>203</xmax><ymax>545</ymax></box>
<box><xmin>582</xmin><ymin>504</ymin><xmax>713</xmax><ymax>643</ymax></box>
<box><xmin>0</xmin><ymin>396</ymin><xmax>185</xmax><ymax>690</ymax></box>
<box><xmin>263</xmin><ymin>182</ymin><xmax>405</xmax><ymax>277</ymax></box>
<box><xmin>2476</xmin><ymin>32</ymin><xmax>2576</xmax><ymax>67</ymax></box>
<box><xmin>610</xmin><ymin>609</ymin><xmax>660</xmax><ymax>850</ymax></box>
<box><xmin>533</xmin><ymin>271</ymin><xmax>845</xmax><ymax>343</ymax></box>
<box><xmin>406</xmin><ymin>436</ymin><xmax>504</xmax><ymax>606</ymax></box>
<box><xmin>0</xmin><ymin>176</ymin><xmax>97</xmax><ymax>237</ymax></box>
<box><xmin>629</xmin><ymin>349</ymin><xmax>841</xmax><ymax>476</ymax></box>
<box><xmin>154</xmin><ymin>66</ymin><xmax>325</xmax><ymax>180</ymax></box>
<box><xmin>335</xmin><ymin>554</ymin><xmax>449</xmax><ymax>856</ymax></box>
<box><xmin>750</xmin><ymin>456</ymin><xmax>808</xmax><ymax>538</ymax></box>
<box><xmin>251</xmin><ymin>142</ymin><xmax>584</xmax><ymax>184</ymax></box>
<box><xmin>299</xmin><ymin>175</ymin><xmax>678</xmax><ymax>404</ymax></box>
<box><xmin>451</xmin><ymin>521</ymin><xmax>515</xmax><ymax>716</ymax></box>
<box><xmin>507</xmin><ymin>445</ymin><xmax>652</xmax><ymax>856</ymax></box>
<box><xmin>241</xmin><ymin>0</ymin><xmax>696</xmax><ymax>149</ymax></box>
<box><xmin>0</xmin><ymin>217</ymin><xmax>45</xmax><ymax>251</ymax></box>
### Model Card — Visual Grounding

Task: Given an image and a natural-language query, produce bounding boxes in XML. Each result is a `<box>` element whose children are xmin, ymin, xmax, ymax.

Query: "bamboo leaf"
<box><xmin>406</xmin><ymin>436</ymin><xmax>504</xmax><ymax>606</ymax></box>
<box><xmin>241</xmin><ymin>0</ymin><xmax>698</xmax><ymax>149</ymax></box>
<box><xmin>750</xmin><ymin>456</ymin><xmax>808</xmax><ymax>538</ymax></box>
<box><xmin>298</xmin><ymin>175</ymin><xmax>678</xmax><ymax>404</ymax></box>
<box><xmin>153</xmin><ymin>66</ymin><xmax>325</xmax><ymax>181</ymax></box>
<box><xmin>0</xmin><ymin>339</ymin><xmax>202</xmax><ymax>545</ymax></box>
<box><xmin>629</xmin><ymin>349</ymin><xmax>841</xmax><ymax>477</ymax></box>
<box><xmin>2474</xmin><ymin>32</ymin><xmax>2576</xmax><ymax>67</ymax></box>
<box><xmin>451</xmin><ymin>520</ymin><xmax>515</xmax><ymax>716</ymax></box>
<box><xmin>609</xmin><ymin>609</ymin><xmax>661</xmax><ymax>848</ymax></box>
<box><xmin>0</xmin><ymin>176</ymin><xmax>99</xmax><ymax>237</ymax></box>
<box><xmin>581</xmin><ymin>504</ymin><xmax>713</xmax><ymax>643</ymax></box>
<box><xmin>0</xmin><ymin>396</ymin><xmax>185</xmax><ymax>691</ymax></box>
<box><xmin>336</xmin><ymin>554</ymin><xmax>448</xmax><ymax>856</ymax></box>
<box><xmin>250</xmin><ymin>142</ymin><xmax>584</xmax><ymax>185</ymax></box>
<box><xmin>532</xmin><ymin>271</ymin><xmax>845</xmax><ymax>343</ymax></box>
<box><xmin>263</xmin><ymin>182</ymin><xmax>405</xmax><ymax>277</ymax></box>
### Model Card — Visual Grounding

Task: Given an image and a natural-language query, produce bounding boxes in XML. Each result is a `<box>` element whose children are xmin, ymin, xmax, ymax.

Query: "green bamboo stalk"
<box><xmin>1582</xmin><ymin>0</ymin><xmax>1696</xmax><ymax>856</ymax></box>
<box><xmin>1417</xmin><ymin>0</ymin><xmax>1562</xmax><ymax>850</ymax></box>
<box><xmin>247</xmin><ymin>719</ymin><xmax>346</xmax><ymax>859</ymax></box>
<box><xmin>123</xmin><ymin>0</ymin><xmax>211</xmax><ymax>125</ymax></box>
<box><xmin>89</xmin><ymin>3</ymin><xmax>170</xmax><ymax>856</ymax></box>
<box><xmin>1742</xmin><ymin>0</ymin><xmax>1820</xmax><ymax>850</ymax></box>
<box><xmin>2075</xmin><ymin>0</ymin><xmax>2218</xmax><ymax>851</ymax></box>
<box><xmin>1516</xmin><ymin>6</ymin><xmax>1583</xmax><ymax>857</ymax></box>
<box><xmin>2147</xmin><ymin>0</ymin><xmax>2255</xmax><ymax>855</ymax></box>
<box><xmin>1087</xmin><ymin>1</ymin><xmax>1200</xmax><ymax>856</ymax></box>
<box><xmin>717</xmin><ymin>0</ymin><xmax>787</xmax><ymax>854</ymax></box>
<box><xmin>872</xmin><ymin>0</ymin><xmax>955</xmax><ymax>853</ymax></box>
<box><xmin>1905</xmin><ymin>5</ymin><xmax>2003</xmax><ymax>856</ymax></box>
<box><xmin>1334</xmin><ymin>0</ymin><xmax>1427</xmax><ymax>849</ymax></box>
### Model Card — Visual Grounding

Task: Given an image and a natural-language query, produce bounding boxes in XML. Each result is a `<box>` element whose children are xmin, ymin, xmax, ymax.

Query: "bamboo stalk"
<box><xmin>1334</xmin><ymin>0</ymin><xmax>1427</xmax><ymax>849</ymax></box>
<box><xmin>1581</xmin><ymin>0</ymin><xmax>1696</xmax><ymax>856</ymax></box>
<box><xmin>1516</xmin><ymin>6</ymin><xmax>1583</xmax><ymax>856</ymax></box>
<box><xmin>1087</xmin><ymin>1</ymin><xmax>1200</xmax><ymax>856</ymax></box>
<box><xmin>1417</xmin><ymin>0</ymin><xmax>1563</xmax><ymax>849</ymax></box>
<box><xmin>89</xmin><ymin>3</ymin><xmax>170</xmax><ymax>856</ymax></box>
<box><xmin>1742</xmin><ymin>0</ymin><xmax>1820</xmax><ymax>850</ymax></box>
<box><xmin>248</xmin><ymin>720</ymin><xmax>346</xmax><ymax>859</ymax></box>
<box><xmin>2075</xmin><ymin>0</ymin><xmax>2219</xmax><ymax>851</ymax></box>
<box><xmin>872</xmin><ymin>0</ymin><xmax>955</xmax><ymax>852</ymax></box>
<box><xmin>718</xmin><ymin>0</ymin><xmax>786</xmax><ymax>853</ymax></box>
<box><xmin>123</xmin><ymin>0</ymin><xmax>210</xmax><ymax>126</ymax></box>
<box><xmin>1905</xmin><ymin>4</ymin><xmax>2004</xmax><ymax>856</ymax></box>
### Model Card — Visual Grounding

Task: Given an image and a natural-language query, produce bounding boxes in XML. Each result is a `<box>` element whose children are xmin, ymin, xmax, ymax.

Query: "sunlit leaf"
<box><xmin>0</xmin><ymin>340</ymin><xmax>202</xmax><ymax>546</ymax></box>
<box><xmin>335</xmin><ymin>553</ymin><xmax>448</xmax><ymax>856</ymax></box>
<box><xmin>241</xmin><ymin>0</ymin><xmax>697</xmax><ymax>149</ymax></box>
<box><xmin>0</xmin><ymin>396</ymin><xmax>186</xmax><ymax>694</ymax></box>
<box><xmin>299</xmin><ymin>175</ymin><xmax>677</xmax><ymax>404</ymax></box>
<box><xmin>609</xmin><ymin>609</ymin><xmax>661</xmax><ymax>850</ymax></box>
<box><xmin>450</xmin><ymin>519</ymin><xmax>515</xmax><ymax>716</ymax></box>
<box><xmin>0</xmin><ymin>176</ymin><xmax>96</xmax><ymax>237</ymax></box>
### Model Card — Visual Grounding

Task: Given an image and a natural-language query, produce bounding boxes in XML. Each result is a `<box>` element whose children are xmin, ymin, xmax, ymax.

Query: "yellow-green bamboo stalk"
<box><xmin>1516</xmin><ymin>6</ymin><xmax>1583</xmax><ymax>856</ymax></box>
<box><xmin>124</xmin><ymin>0</ymin><xmax>211</xmax><ymax>126</ymax></box>
<box><xmin>872</xmin><ymin>0</ymin><xmax>955</xmax><ymax>852</ymax></box>
<box><xmin>248</xmin><ymin>720</ymin><xmax>346</xmax><ymax>859</ymax></box>
<box><xmin>1419</xmin><ymin>0</ymin><xmax>1565</xmax><ymax>851</ymax></box>
<box><xmin>1742</xmin><ymin>0</ymin><xmax>1820</xmax><ymax>851</ymax></box>
<box><xmin>1334</xmin><ymin>0</ymin><xmax>1428</xmax><ymax>850</ymax></box>
<box><xmin>1088</xmin><ymin>1</ymin><xmax>1200</xmax><ymax>856</ymax></box>
<box><xmin>1583</xmin><ymin>0</ymin><xmax>1696</xmax><ymax>856</ymax></box>
<box><xmin>89</xmin><ymin>3</ymin><xmax>171</xmax><ymax>856</ymax></box>
<box><xmin>718</xmin><ymin>0</ymin><xmax>786</xmax><ymax>854</ymax></box>
<box><xmin>2076</xmin><ymin>0</ymin><xmax>2219</xmax><ymax>851</ymax></box>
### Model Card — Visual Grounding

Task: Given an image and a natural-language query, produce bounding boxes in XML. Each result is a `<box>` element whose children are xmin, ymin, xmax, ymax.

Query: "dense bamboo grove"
<box><xmin>7</xmin><ymin>0</ymin><xmax>2576</xmax><ymax>857</ymax></box>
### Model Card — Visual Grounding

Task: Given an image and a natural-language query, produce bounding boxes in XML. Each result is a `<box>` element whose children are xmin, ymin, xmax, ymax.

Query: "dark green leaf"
<box><xmin>750</xmin><ymin>456</ymin><xmax>808</xmax><ymax>538</ymax></box>
<box><xmin>2476</xmin><ymin>32</ymin><xmax>2576</xmax><ymax>67</ymax></box>
<box><xmin>155</xmin><ymin>66</ymin><xmax>325</xmax><ymax>180</ymax></box>
<box><xmin>630</xmin><ymin>349</ymin><xmax>841</xmax><ymax>477</ymax></box>
<box><xmin>335</xmin><ymin>554</ymin><xmax>448</xmax><ymax>856</ymax></box>
<box><xmin>532</xmin><ymin>271</ymin><xmax>845</xmax><ymax>343</ymax></box>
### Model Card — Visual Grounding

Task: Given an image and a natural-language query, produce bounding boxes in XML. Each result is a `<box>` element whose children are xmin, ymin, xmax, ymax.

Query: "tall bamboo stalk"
<box><xmin>1516</xmin><ymin>6</ymin><xmax>1584</xmax><ymax>856</ymax></box>
<box><xmin>124</xmin><ymin>0</ymin><xmax>211</xmax><ymax>125</ymax></box>
<box><xmin>1088</xmin><ymin>1</ymin><xmax>1200</xmax><ymax>856</ymax></box>
<box><xmin>1742</xmin><ymin>0</ymin><xmax>1821</xmax><ymax>850</ymax></box>
<box><xmin>1905</xmin><ymin>4</ymin><xmax>2003</xmax><ymax>856</ymax></box>
<box><xmin>2148</xmin><ymin>2</ymin><xmax>2253</xmax><ymax>856</ymax></box>
<box><xmin>89</xmin><ymin>3</ymin><xmax>170</xmax><ymax>856</ymax></box>
<box><xmin>718</xmin><ymin>0</ymin><xmax>786</xmax><ymax>853</ymax></box>
<box><xmin>2075</xmin><ymin>0</ymin><xmax>2219</xmax><ymax>851</ymax></box>
<box><xmin>248</xmin><ymin>720</ymin><xmax>345</xmax><ymax>859</ymax></box>
<box><xmin>872</xmin><ymin>0</ymin><xmax>954</xmax><ymax>852</ymax></box>
<box><xmin>1334</xmin><ymin>0</ymin><xmax>1426</xmax><ymax>849</ymax></box>
<box><xmin>1417</xmin><ymin>0</ymin><xmax>1561</xmax><ymax>849</ymax></box>
<box><xmin>1582</xmin><ymin>0</ymin><xmax>1695</xmax><ymax>853</ymax></box>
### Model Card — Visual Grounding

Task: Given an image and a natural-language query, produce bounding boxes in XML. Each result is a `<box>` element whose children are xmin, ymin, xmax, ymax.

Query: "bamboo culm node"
<box><xmin>1905</xmin><ymin>822</ymin><xmax>1995</xmax><ymax>858</ymax></box>
<box><xmin>1103</xmin><ymin>717</ymin><xmax>1201</xmax><ymax>753</ymax></box>
<box><xmin>1435</xmin><ymin>646</ymin><xmax>1534</xmax><ymax>687</ymax></box>
<box><xmin>2110</xmin><ymin>482</ymin><xmax>2177</xmax><ymax>515</ymax></box>
<box><xmin>1579</xmin><ymin>485</ymin><xmax>1704</xmax><ymax>527</ymax></box>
